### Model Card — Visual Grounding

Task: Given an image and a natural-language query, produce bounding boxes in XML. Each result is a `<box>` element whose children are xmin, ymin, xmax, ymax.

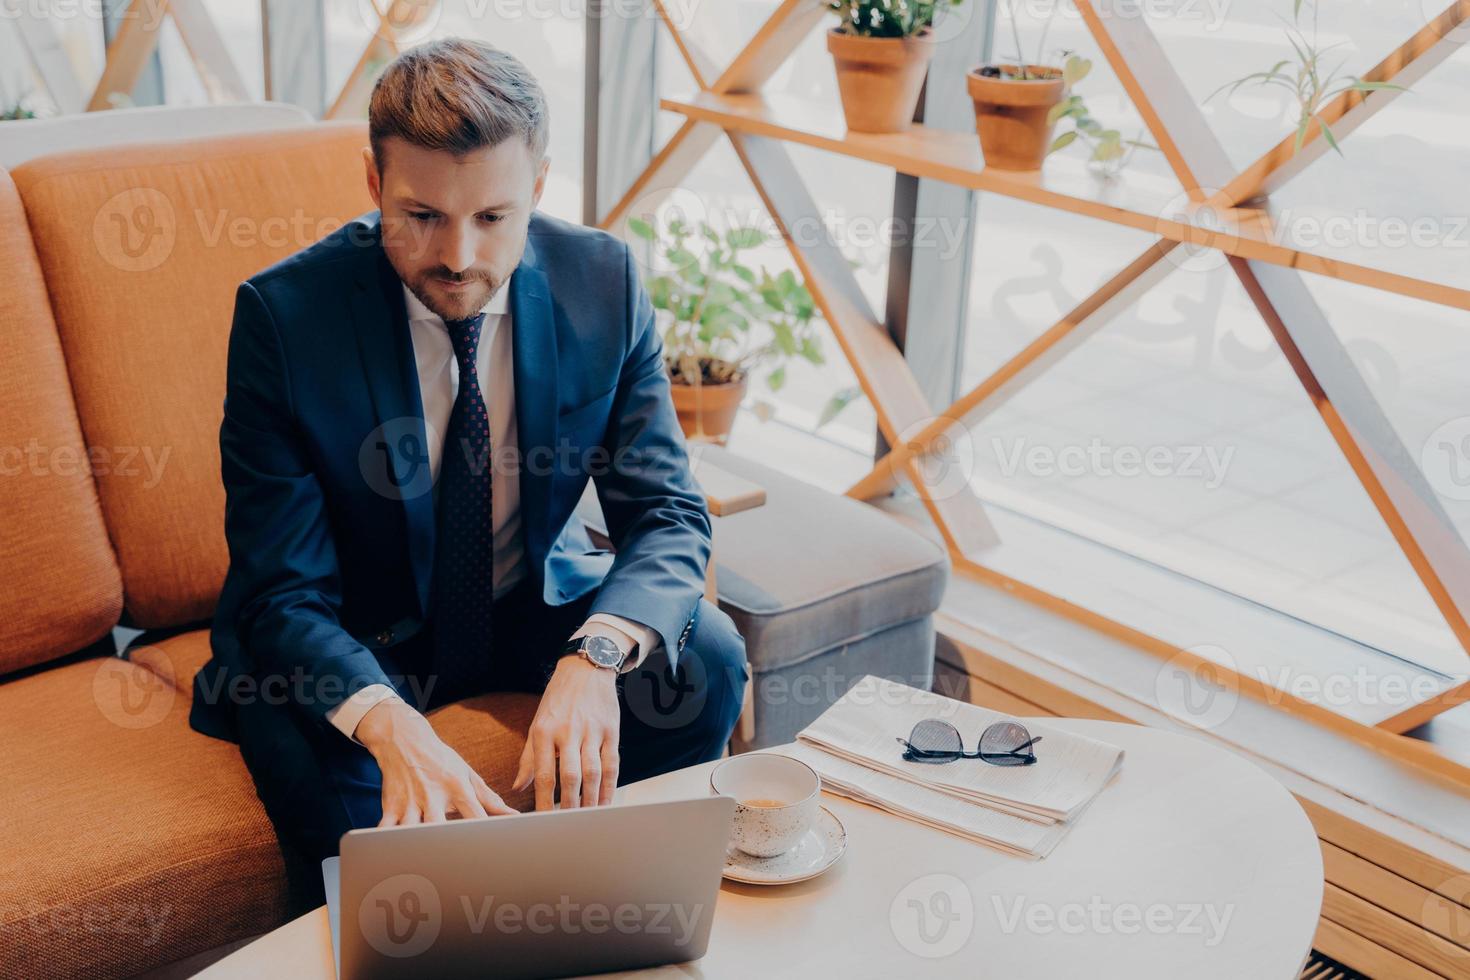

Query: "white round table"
<box><xmin>200</xmin><ymin>720</ymin><xmax>1323</xmax><ymax>979</ymax></box>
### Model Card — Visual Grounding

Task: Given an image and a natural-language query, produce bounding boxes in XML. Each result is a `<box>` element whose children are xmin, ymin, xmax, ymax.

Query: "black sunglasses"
<box><xmin>895</xmin><ymin>719</ymin><xmax>1042</xmax><ymax>766</ymax></box>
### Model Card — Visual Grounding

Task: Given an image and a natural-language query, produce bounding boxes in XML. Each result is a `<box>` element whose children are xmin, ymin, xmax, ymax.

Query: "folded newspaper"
<box><xmin>776</xmin><ymin>675</ymin><xmax>1124</xmax><ymax>858</ymax></box>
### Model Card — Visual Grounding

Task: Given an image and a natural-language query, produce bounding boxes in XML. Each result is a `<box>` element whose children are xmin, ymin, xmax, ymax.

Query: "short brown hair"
<box><xmin>368</xmin><ymin>38</ymin><xmax>549</xmax><ymax>169</ymax></box>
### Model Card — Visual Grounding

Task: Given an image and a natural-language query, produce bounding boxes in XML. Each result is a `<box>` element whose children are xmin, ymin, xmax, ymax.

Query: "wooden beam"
<box><xmin>662</xmin><ymin>90</ymin><xmax>1470</xmax><ymax>312</ymax></box>
<box><xmin>87</xmin><ymin>0</ymin><xmax>170</xmax><ymax>111</ymax></box>
<box><xmin>597</xmin><ymin>0</ymin><xmax>825</xmax><ymax>229</ymax></box>
<box><xmin>597</xmin><ymin>119</ymin><xmax>723</xmax><ymax>231</ymax></box>
<box><xmin>1073</xmin><ymin>0</ymin><xmax>1236</xmax><ymax>196</ymax></box>
<box><xmin>11</xmin><ymin>5</ymin><xmax>88</xmax><ymax>113</ymax></box>
<box><xmin>650</xmin><ymin>0</ymin><xmax>715</xmax><ymax>89</ymax></box>
<box><xmin>937</xmin><ymin>601</ymin><xmax>1470</xmax><ymax>869</ymax></box>
<box><xmin>327</xmin><ymin>0</ymin><xmax>429</xmax><ymax>120</ymax></box>
<box><xmin>1313</xmin><ymin>918</ymin><xmax>1443</xmax><ymax>980</ymax></box>
<box><xmin>848</xmin><ymin>239</ymin><xmax>1179</xmax><ymax>502</ymax></box>
<box><xmin>1215</xmin><ymin>0</ymin><xmax>1470</xmax><ymax>206</ymax></box>
<box><xmin>1322</xmin><ymin>841</ymin><xmax>1470</xmax><ymax>954</ymax></box>
<box><xmin>950</xmin><ymin>556</ymin><xmax>1470</xmax><ymax>779</ymax></box>
<box><xmin>168</xmin><ymin>0</ymin><xmax>250</xmax><ymax>102</ymax></box>
<box><xmin>1323</xmin><ymin>882</ymin><xmax>1470</xmax><ymax>977</ymax></box>
<box><xmin>1072</xmin><ymin>0</ymin><xmax>1470</xmax><ymax>687</ymax></box>
<box><xmin>709</xmin><ymin>0</ymin><xmax>827</xmax><ymax>95</ymax></box>
<box><xmin>692</xmin><ymin>457</ymin><xmax>766</xmax><ymax>517</ymax></box>
<box><xmin>1234</xmin><ymin>257</ymin><xmax>1470</xmax><ymax>669</ymax></box>
<box><xmin>727</xmin><ymin>131</ymin><xmax>999</xmax><ymax>555</ymax></box>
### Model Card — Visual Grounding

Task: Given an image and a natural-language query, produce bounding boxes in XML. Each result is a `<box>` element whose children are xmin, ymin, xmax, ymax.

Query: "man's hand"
<box><xmin>356</xmin><ymin>699</ymin><xmax>518</xmax><ymax>826</ymax></box>
<box><xmin>512</xmin><ymin>655</ymin><xmax>620</xmax><ymax>810</ymax></box>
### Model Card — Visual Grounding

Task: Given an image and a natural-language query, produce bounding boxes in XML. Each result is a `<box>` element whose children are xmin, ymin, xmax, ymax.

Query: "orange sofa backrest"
<box><xmin>0</xmin><ymin>169</ymin><xmax>123</xmax><ymax>674</ymax></box>
<box><xmin>11</xmin><ymin>124</ymin><xmax>375</xmax><ymax>629</ymax></box>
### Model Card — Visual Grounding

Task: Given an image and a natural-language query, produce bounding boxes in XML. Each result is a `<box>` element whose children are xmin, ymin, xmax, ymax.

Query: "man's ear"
<box><xmin>530</xmin><ymin>156</ymin><xmax>550</xmax><ymax>210</ymax></box>
<box><xmin>363</xmin><ymin>147</ymin><xmax>382</xmax><ymax>208</ymax></box>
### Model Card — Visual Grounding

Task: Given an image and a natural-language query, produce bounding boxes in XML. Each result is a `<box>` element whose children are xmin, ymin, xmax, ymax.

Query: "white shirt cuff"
<box><xmin>572</xmin><ymin>614</ymin><xmax>660</xmax><ymax>673</ymax></box>
<box><xmin>325</xmin><ymin>683</ymin><xmax>404</xmax><ymax>742</ymax></box>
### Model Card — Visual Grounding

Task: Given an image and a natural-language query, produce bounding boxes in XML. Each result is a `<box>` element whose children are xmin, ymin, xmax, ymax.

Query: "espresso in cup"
<box><xmin>710</xmin><ymin>754</ymin><xmax>820</xmax><ymax>858</ymax></box>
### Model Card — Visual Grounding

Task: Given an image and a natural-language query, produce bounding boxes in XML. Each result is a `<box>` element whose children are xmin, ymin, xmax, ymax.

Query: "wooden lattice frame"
<box><xmin>603</xmin><ymin>0</ymin><xmax>1470</xmax><ymax>787</ymax></box>
<box><xmin>325</xmin><ymin>0</ymin><xmax>438</xmax><ymax>119</ymax></box>
<box><xmin>7</xmin><ymin>0</ymin><xmax>248</xmax><ymax>112</ymax></box>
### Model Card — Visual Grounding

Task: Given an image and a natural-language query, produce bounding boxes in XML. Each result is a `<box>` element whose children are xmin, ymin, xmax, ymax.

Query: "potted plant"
<box><xmin>965</xmin><ymin>0</ymin><xmax>1072</xmax><ymax>170</ymax></box>
<box><xmin>628</xmin><ymin>215</ymin><xmax>828</xmax><ymax>445</ymax></box>
<box><xmin>826</xmin><ymin>0</ymin><xmax>966</xmax><ymax>134</ymax></box>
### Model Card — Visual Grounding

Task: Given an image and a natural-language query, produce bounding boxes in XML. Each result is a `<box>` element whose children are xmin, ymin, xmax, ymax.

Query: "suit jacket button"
<box><xmin>375</xmin><ymin>630</ymin><xmax>394</xmax><ymax>646</ymax></box>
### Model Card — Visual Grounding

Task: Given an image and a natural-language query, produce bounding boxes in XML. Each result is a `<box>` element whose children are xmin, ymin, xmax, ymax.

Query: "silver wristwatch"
<box><xmin>561</xmin><ymin>634</ymin><xmax>629</xmax><ymax>671</ymax></box>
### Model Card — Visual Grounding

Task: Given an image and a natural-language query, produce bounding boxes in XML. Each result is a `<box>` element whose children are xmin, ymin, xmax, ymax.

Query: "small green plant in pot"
<box><xmin>969</xmin><ymin>2</ymin><xmax>1150</xmax><ymax>173</ymax></box>
<box><xmin>628</xmin><ymin>215</ymin><xmax>828</xmax><ymax>445</ymax></box>
<box><xmin>966</xmin><ymin>0</ymin><xmax>1069</xmax><ymax>170</ymax></box>
<box><xmin>826</xmin><ymin>0</ymin><xmax>966</xmax><ymax>133</ymax></box>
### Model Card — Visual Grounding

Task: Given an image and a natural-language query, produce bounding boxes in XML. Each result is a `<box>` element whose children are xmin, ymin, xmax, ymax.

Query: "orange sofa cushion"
<box><xmin>0</xmin><ymin>168</ymin><xmax>121</xmax><ymax>674</ymax></box>
<box><xmin>3</xmin><ymin>628</ymin><xmax>539</xmax><ymax>980</ymax></box>
<box><xmin>10</xmin><ymin>125</ymin><xmax>375</xmax><ymax>629</ymax></box>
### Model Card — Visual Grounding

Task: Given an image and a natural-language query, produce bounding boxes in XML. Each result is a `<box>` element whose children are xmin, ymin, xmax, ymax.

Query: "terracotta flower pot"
<box><xmin>669</xmin><ymin>378</ymin><xmax>747</xmax><ymax>445</ymax></box>
<box><xmin>827</xmin><ymin>28</ymin><xmax>936</xmax><ymax>134</ymax></box>
<box><xmin>966</xmin><ymin>65</ymin><xmax>1068</xmax><ymax>171</ymax></box>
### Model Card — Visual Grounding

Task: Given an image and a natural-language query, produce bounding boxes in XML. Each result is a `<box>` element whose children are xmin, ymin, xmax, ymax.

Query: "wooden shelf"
<box><xmin>661</xmin><ymin>89</ymin><xmax>1470</xmax><ymax>312</ymax></box>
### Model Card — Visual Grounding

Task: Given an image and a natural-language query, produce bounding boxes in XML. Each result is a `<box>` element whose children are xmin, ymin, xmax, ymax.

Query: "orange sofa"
<box><xmin>0</xmin><ymin>124</ymin><xmax>541</xmax><ymax>979</ymax></box>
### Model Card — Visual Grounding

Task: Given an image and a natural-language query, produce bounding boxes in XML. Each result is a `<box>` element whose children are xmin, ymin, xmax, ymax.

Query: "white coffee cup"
<box><xmin>709</xmin><ymin>753</ymin><xmax>820</xmax><ymax>858</ymax></box>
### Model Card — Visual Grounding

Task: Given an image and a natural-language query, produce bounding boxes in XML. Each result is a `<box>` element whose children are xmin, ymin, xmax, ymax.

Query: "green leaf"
<box><xmin>772</xmin><ymin>320</ymin><xmax>797</xmax><ymax>355</ymax></box>
<box><xmin>648</xmin><ymin>276</ymin><xmax>672</xmax><ymax>310</ymax></box>
<box><xmin>1048</xmin><ymin>130</ymin><xmax>1078</xmax><ymax>154</ymax></box>
<box><xmin>1092</xmin><ymin>136</ymin><xmax>1125</xmax><ymax>162</ymax></box>
<box><xmin>627</xmin><ymin>217</ymin><xmax>655</xmax><ymax>241</ymax></box>
<box><xmin>1062</xmin><ymin>55</ymin><xmax>1091</xmax><ymax>86</ymax></box>
<box><xmin>667</xmin><ymin>246</ymin><xmax>698</xmax><ymax>271</ymax></box>
<box><xmin>725</xmin><ymin>226</ymin><xmax>766</xmax><ymax>250</ymax></box>
<box><xmin>732</xmin><ymin>264</ymin><xmax>757</xmax><ymax>284</ymax></box>
<box><xmin>1319</xmin><ymin>117</ymin><xmax>1341</xmax><ymax>154</ymax></box>
<box><xmin>766</xmin><ymin>365</ymin><xmax>786</xmax><ymax>391</ymax></box>
<box><xmin>1350</xmin><ymin>80</ymin><xmax>1406</xmax><ymax>92</ymax></box>
<box><xmin>793</xmin><ymin>292</ymin><xmax>816</xmax><ymax>320</ymax></box>
<box><xmin>817</xmin><ymin>386</ymin><xmax>863</xmax><ymax>428</ymax></box>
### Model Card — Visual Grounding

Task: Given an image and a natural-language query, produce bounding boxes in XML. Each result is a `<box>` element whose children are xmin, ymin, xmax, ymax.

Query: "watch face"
<box><xmin>584</xmin><ymin>635</ymin><xmax>623</xmax><ymax>668</ymax></box>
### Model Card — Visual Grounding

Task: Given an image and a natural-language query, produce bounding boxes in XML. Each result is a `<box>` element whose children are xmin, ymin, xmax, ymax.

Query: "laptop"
<box><xmin>323</xmin><ymin>796</ymin><xmax>737</xmax><ymax>979</ymax></box>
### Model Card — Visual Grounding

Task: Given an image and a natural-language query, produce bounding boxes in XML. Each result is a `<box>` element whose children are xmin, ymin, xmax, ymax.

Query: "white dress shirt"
<box><xmin>324</xmin><ymin>282</ymin><xmax>659</xmax><ymax>740</ymax></box>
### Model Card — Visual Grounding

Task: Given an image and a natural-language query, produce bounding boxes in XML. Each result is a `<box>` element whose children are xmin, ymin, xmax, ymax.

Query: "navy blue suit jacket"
<box><xmin>190</xmin><ymin>211</ymin><xmax>711</xmax><ymax>740</ymax></box>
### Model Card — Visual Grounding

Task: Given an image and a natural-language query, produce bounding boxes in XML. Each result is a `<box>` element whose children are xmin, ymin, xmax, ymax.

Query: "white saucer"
<box><xmin>722</xmin><ymin>805</ymin><xmax>847</xmax><ymax>885</ymax></box>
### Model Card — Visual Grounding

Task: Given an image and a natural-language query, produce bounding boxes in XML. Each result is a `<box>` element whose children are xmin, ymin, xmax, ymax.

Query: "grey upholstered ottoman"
<box><xmin>576</xmin><ymin>444</ymin><xmax>950</xmax><ymax>752</ymax></box>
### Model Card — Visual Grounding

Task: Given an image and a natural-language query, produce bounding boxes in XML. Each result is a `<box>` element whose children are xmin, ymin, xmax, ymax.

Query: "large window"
<box><xmin>643</xmin><ymin>0</ymin><xmax>1470</xmax><ymax>695</ymax></box>
<box><xmin>957</xmin><ymin>0</ymin><xmax>1470</xmax><ymax>676</ymax></box>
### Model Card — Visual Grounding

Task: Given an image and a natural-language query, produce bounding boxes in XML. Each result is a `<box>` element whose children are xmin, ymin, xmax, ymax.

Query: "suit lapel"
<box><xmin>510</xmin><ymin>235</ymin><xmax>557</xmax><ymax>579</ymax></box>
<box><xmin>350</xmin><ymin>215</ymin><xmax>437</xmax><ymax>618</ymax></box>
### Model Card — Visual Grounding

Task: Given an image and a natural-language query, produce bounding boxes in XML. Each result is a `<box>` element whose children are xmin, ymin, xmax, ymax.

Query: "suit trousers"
<box><xmin>231</xmin><ymin>579</ymin><xmax>748</xmax><ymax>911</ymax></box>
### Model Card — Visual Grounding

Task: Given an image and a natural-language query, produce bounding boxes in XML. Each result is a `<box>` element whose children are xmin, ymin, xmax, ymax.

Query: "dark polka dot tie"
<box><xmin>430</xmin><ymin>311</ymin><xmax>495</xmax><ymax>705</ymax></box>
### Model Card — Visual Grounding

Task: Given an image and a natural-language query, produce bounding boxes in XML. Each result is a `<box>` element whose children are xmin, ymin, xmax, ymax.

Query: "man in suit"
<box><xmin>191</xmin><ymin>38</ymin><xmax>748</xmax><ymax>876</ymax></box>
